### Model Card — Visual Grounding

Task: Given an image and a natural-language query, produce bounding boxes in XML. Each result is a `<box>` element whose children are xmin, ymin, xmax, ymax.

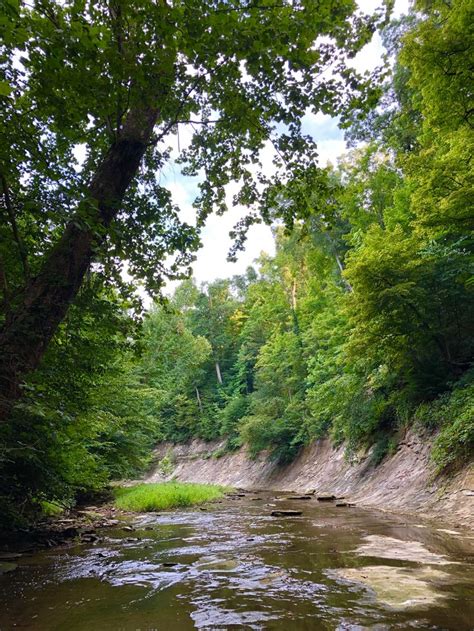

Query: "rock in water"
<box><xmin>284</xmin><ymin>495</ymin><xmax>313</xmax><ymax>500</ymax></box>
<box><xmin>317</xmin><ymin>495</ymin><xmax>336</xmax><ymax>502</ymax></box>
<box><xmin>271</xmin><ymin>510</ymin><xmax>303</xmax><ymax>517</ymax></box>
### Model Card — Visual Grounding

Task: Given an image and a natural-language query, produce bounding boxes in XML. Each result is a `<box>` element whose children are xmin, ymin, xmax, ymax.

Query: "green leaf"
<box><xmin>0</xmin><ymin>81</ymin><xmax>13</xmax><ymax>96</ymax></box>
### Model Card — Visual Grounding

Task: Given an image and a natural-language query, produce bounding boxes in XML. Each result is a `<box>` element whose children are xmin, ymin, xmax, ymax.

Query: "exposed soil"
<box><xmin>146</xmin><ymin>430</ymin><xmax>474</xmax><ymax>529</ymax></box>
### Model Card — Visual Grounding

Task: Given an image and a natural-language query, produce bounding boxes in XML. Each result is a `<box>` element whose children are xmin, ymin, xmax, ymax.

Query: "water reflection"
<box><xmin>0</xmin><ymin>492</ymin><xmax>473</xmax><ymax>630</ymax></box>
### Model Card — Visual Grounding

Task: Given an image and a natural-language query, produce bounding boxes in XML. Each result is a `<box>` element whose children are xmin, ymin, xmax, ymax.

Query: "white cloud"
<box><xmin>352</xmin><ymin>0</ymin><xmax>411</xmax><ymax>73</ymax></box>
<box><xmin>351</xmin><ymin>32</ymin><xmax>385</xmax><ymax>74</ymax></box>
<box><xmin>393</xmin><ymin>0</ymin><xmax>411</xmax><ymax>17</ymax></box>
<box><xmin>192</xmin><ymin>215</ymin><xmax>274</xmax><ymax>288</ymax></box>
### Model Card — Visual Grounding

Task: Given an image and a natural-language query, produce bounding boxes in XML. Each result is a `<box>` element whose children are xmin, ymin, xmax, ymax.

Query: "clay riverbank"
<box><xmin>147</xmin><ymin>430</ymin><xmax>474</xmax><ymax>529</ymax></box>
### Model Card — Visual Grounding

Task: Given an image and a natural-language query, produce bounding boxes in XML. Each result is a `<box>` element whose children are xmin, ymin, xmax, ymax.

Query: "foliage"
<box><xmin>157</xmin><ymin>451</ymin><xmax>175</xmax><ymax>477</ymax></box>
<box><xmin>114</xmin><ymin>482</ymin><xmax>227</xmax><ymax>512</ymax></box>
<box><xmin>369</xmin><ymin>434</ymin><xmax>399</xmax><ymax>467</ymax></box>
<box><xmin>1</xmin><ymin>0</ymin><xmax>473</xmax><ymax>532</ymax></box>
<box><xmin>141</xmin><ymin>1</ymin><xmax>473</xmax><ymax>473</ymax></box>
<box><xmin>0</xmin><ymin>283</ymin><xmax>162</xmax><ymax>530</ymax></box>
<box><xmin>418</xmin><ymin>372</ymin><xmax>474</xmax><ymax>473</ymax></box>
<box><xmin>0</xmin><ymin>0</ymin><xmax>383</xmax><ymax>310</ymax></box>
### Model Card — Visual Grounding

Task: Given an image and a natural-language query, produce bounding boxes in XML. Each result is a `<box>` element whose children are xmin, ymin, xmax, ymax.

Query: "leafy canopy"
<box><xmin>0</xmin><ymin>0</ymin><xmax>388</xmax><ymax>306</ymax></box>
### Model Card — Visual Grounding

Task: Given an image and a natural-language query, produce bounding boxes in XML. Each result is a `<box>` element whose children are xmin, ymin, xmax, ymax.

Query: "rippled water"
<box><xmin>1</xmin><ymin>492</ymin><xmax>473</xmax><ymax>630</ymax></box>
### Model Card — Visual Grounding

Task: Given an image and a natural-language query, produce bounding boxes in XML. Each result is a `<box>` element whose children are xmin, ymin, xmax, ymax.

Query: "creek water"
<box><xmin>1</xmin><ymin>492</ymin><xmax>473</xmax><ymax>630</ymax></box>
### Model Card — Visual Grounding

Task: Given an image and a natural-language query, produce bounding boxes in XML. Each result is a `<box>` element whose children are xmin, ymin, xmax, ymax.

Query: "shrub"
<box><xmin>429</xmin><ymin>376</ymin><xmax>474</xmax><ymax>473</ymax></box>
<box><xmin>157</xmin><ymin>451</ymin><xmax>175</xmax><ymax>477</ymax></box>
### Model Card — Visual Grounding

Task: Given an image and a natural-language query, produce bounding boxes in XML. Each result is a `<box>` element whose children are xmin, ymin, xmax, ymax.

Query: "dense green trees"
<box><xmin>0</xmin><ymin>0</ymin><xmax>388</xmax><ymax>527</ymax></box>
<box><xmin>0</xmin><ymin>0</ymin><xmax>381</xmax><ymax>422</ymax></box>
<box><xmin>0</xmin><ymin>283</ymin><xmax>163</xmax><ymax>528</ymax></box>
<box><xmin>0</xmin><ymin>0</ymin><xmax>472</xmax><ymax>529</ymax></box>
<box><xmin>142</xmin><ymin>0</ymin><xmax>473</xmax><ymax>467</ymax></box>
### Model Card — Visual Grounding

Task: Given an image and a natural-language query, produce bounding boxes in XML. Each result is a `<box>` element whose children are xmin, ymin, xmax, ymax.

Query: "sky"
<box><xmin>159</xmin><ymin>0</ymin><xmax>410</xmax><ymax>295</ymax></box>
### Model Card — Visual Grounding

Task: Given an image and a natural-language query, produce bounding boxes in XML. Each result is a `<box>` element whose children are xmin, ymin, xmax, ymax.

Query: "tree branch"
<box><xmin>0</xmin><ymin>174</ymin><xmax>30</xmax><ymax>280</ymax></box>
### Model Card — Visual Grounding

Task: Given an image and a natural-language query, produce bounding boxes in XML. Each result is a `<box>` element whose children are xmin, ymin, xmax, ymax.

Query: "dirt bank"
<box><xmin>146</xmin><ymin>431</ymin><xmax>474</xmax><ymax>529</ymax></box>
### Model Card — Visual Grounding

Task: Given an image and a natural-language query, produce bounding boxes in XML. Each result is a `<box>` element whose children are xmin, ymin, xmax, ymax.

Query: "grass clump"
<box><xmin>114</xmin><ymin>482</ymin><xmax>228</xmax><ymax>512</ymax></box>
<box><xmin>40</xmin><ymin>500</ymin><xmax>65</xmax><ymax>517</ymax></box>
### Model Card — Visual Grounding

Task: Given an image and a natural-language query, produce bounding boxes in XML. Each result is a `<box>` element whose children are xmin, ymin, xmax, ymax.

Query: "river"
<box><xmin>1</xmin><ymin>491</ymin><xmax>473</xmax><ymax>630</ymax></box>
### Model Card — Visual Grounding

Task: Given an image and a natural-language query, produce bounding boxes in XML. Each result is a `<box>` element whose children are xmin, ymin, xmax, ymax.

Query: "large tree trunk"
<box><xmin>0</xmin><ymin>105</ymin><xmax>159</xmax><ymax>422</ymax></box>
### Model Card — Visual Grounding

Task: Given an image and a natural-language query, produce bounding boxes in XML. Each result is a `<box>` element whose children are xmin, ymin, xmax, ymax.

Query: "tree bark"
<box><xmin>215</xmin><ymin>361</ymin><xmax>223</xmax><ymax>385</ymax></box>
<box><xmin>0</xmin><ymin>105</ymin><xmax>159</xmax><ymax>422</ymax></box>
<box><xmin>1</xmin><ymin>174</ymin><xmax>30</xmax><ymax>280</ymax></box>
<box><xmin>195</xmin><ymin>386</ymin><xmax>203</xmax><ymax>413</ymax></box>
<box><xmin>323</xmin><ymin>232</ymin><xmax>353</xmax><ymax>293</ymax></box>
<box><xmin>290</xmin><ymin>277</ymin><xmax>301</xmax><ymax>339</ymax></box>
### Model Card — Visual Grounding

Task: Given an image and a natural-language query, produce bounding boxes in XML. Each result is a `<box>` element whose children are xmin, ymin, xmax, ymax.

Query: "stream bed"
<box><xmin>1</xmin><ymin>491</ymin><xmax>473</xmax><ymax>630</ymax></box>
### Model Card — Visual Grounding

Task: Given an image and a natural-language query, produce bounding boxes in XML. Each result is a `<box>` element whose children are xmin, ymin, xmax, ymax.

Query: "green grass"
<box><xmin>40</xmin><ymin>500</ymin><xmax>65</xmax><ymax>517</ymax></box>
<box><xmin>113</xmin><ymin>482</ymin><xmax>229</xmax><ymax>512</ymax></box>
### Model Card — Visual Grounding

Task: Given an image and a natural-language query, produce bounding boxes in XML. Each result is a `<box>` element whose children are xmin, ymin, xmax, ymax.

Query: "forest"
<box><xmin>0</xmin><ymin>0</ymin><xmax>473</xmax><ymax>534</ymax></box>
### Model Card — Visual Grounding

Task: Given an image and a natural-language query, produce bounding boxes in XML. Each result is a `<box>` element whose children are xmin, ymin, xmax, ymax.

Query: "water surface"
<box><xmin>1</xmin><ymin>492</ymin><xmax>473</xmax><ymax>630</ymax></box>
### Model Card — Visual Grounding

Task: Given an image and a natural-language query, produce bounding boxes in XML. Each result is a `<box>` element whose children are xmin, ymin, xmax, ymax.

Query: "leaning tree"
<box><xmin>0</xmin><ymin>0</ymin><xmax>387</xmax><ymax>420</ymax></box>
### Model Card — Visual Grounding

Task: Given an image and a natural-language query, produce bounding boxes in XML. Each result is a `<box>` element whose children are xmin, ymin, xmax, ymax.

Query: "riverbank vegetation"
<box><xmin>0</xmin><ymin>0</ymin><xmax>472</xmax><ymax>531</ymax></box>
<box><xmin>137</xmin><ymin>0</ymin><xmax>473</xmax><ymax>467</ymax></box>
<box><xmin>114</xmin><ymin>482</ymin><xmax>228</xmax><ymax>512</ymax></box>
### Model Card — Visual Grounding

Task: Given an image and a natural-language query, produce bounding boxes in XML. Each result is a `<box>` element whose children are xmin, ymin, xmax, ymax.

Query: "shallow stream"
<box><xmin>1</xmin><ymin>492</ymin><xmax>473</xmax><ymax>630</ymax></box>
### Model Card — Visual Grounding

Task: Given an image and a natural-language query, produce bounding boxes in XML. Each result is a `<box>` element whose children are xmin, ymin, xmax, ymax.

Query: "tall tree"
<box><xmin>0</xmin><ymin>0</ymin><xmax>386</xmax><ymax>421</ymax></box>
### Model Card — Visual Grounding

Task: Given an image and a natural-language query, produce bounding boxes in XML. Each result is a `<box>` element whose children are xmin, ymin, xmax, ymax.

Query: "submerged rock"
<box><xmin>271</xmin><ymin>509</ymin><xmax>303</xmax><ymax>517</ymax></box>
<box><xmin>331</xmin><ymin>565</ymin><xmax>449</xmax><ymax>609</ymax></box>
<box><xmin>0</xmin><ymin>562</ymin><xmax>17</xmax><ymax>575</ymax></box>
<box><xmin>196</xmin><ymin>558</ymin><xmax>238</xmax><ymax>571</ymax></box>
<box><xmin>260</xmin><ymin>570</ymin><xmax>286</xmax><ymax>585</ymax></box>
<box><xmin>80</xmin><ymin>533</ymin><xmax>99</xmax><ymax>543</ymax></box>
<box><xmin>0</xmin><ymin>552</ymin><xmax>22</xmax><ymax>560</ymax></box>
